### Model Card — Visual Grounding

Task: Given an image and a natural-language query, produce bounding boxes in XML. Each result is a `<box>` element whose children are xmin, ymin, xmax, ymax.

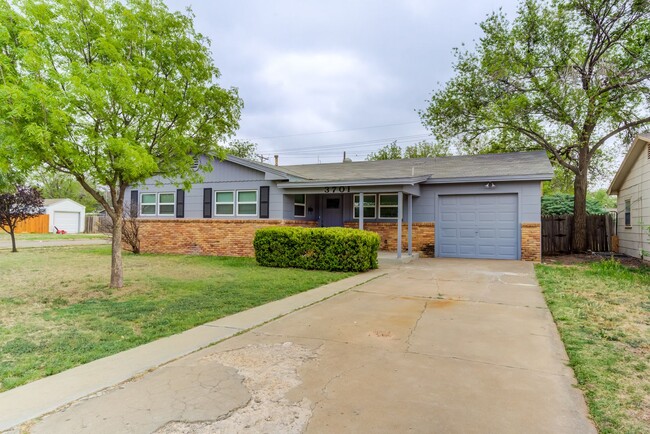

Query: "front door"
<box><xmin>322</xmin><ymin>195</ymin><xmax>343</xmax><ymax>227</ymax></box>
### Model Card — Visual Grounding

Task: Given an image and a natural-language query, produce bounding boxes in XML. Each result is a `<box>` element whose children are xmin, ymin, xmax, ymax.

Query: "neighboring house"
<box><xmin>127</xmin><ymin>151</ymin><xmax>553</xmax><ymax>261</ymax></box>
<box><xmin>43</xmin><ymin>199</ymin><xmax>86</xmax><ymax>233</ymax></box>
<box><xmin>608</xmin><ymin>134</ymin><xmax>650</xmax><ymax>260</ymax></box>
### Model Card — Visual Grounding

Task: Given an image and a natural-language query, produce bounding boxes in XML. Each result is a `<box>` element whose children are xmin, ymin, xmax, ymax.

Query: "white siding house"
<box><xmin>43</xmin><ymin>199</ymin><xmax>86</xmax><ymax>233</ymax></box>
<box><xmin>608</xmin><ymin>134</ymin><xmax>650</xmax><ymax>260</ymax></box>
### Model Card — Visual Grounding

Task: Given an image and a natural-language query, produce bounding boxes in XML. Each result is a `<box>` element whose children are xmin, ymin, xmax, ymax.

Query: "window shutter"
<box><xmin>130</xmin><ymin>190</ymin><xmax>139</xmax><ymax>216</ymax></box>
<box><xmin>259</xmin><ymin>186</ymin><xmax>270</xmax><ymax>219</ymax></box>
<box><xmin>176</xmin><ymin>189</ymin><xmax>185</xmax><ymax>218</ymax></box>
<box><xmin>203</xmin><ymin>188</ymin><xmax>212</xmax><ymax>218</ymax></box>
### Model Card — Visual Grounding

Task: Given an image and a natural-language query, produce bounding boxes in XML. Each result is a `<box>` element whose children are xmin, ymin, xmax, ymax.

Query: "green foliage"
<box><xmin>33</xmin><ymin>171</ymin><xmax>101</xmax><ymax>212</ymax></box>
<box><xmin>588</xmin><ymin>188</ymin><xmax>617</xmax><ymax>209</ymax></box>
<box><xmin>420</xmin><ymin>0</ymin><xmax>650</xmax><ymax>248</ymax></box>
<box><xmin>541</xmin><ymin>193</ymin><xmax>609</xmax><ymax>215</ymax></box>
<box><xmin>227</xmin><ymin>140</ymin><xmax>259</xmax><ymax>160</ymax></box>
<box><xmin>367</xmin><ymin>140</ymin><xmax>450</xmax><ymax>161</ymax></box>
<box><xmin>403</xmin><ymin>140</ymin><xmax>451</xmax><ymax>158</ymax></box>
<box><xmin>366</xmin><ymin>141</ymin><xmax>403</xmax><ymax>161</ymax></box>
<box><xmin>0</xmin><ymin>0</ymin><xmax>243</xmax><ymax>286</ymax></box>
<box><xmin>254</xmin><ymin>227</ymin><xmax>380</xmax><ymax>272</ymax></box>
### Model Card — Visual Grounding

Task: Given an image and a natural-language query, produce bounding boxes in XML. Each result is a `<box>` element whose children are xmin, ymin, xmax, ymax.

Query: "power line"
<box><xmin>259</xmin><ymin>133</ymin><xmax>432</xmax><ymax>153</ymax></box>
<box><xmin>240</xmin><ymin>121</ymin><xmax>421</xmax><ymax>140</ymax></box>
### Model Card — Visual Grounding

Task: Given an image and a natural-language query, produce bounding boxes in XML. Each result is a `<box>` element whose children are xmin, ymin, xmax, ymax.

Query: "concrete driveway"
<box><xmin>24</xmin><ymin>259</ymin><xmax>595</xmax><ymax>434</ymax></box>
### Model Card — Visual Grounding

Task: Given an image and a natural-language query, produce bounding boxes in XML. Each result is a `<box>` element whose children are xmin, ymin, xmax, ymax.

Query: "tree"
<box><xmin>0</xmin><ymin>185</ymin><xmax>44</xmax><ymax>252</ymax></box>
<box><xmin>420</xmin><ymin>0</ymin><xmax>650</xmax><ymax>251</ymax></box>
<box><xmin>0</xmin><ymin>0</ymin><xmax>242</xmax><ymax>287</ymax></box>
<box><xmin>541</xmin><ymin>193</ymin><xmax>609</xmax><ymax>215</ymax></box>
<box><xmin>227</xmin><ymin>140</ymin><xmax>259</xmax><ymax>160</ymax></box>
<box><xmin>34</xmin><ymin>171</ymin><xmax>101</xmax><ymax>212</ymax></box>
<box><xmin>366</xmin><ymin>140</ymin><xmax>450</xmax><ymax>161</ymax></box>
<box><xmin>366</xmin><ymin>141</ymin><xmax>403</xmax><ymax>161</ymax></box>
<box><xmin>403</xmin><ymin>141</ymin><xmax>451</xmax><ymax>158</ymax></box>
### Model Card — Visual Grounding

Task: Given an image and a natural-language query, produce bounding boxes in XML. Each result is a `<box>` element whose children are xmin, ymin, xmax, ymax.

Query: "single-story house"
<box><xmin>43</xmin><ymin>198</ymin><xmax>86</xmax><ymax>233</ymax></box>
<box><xmin>127</xmin><ymin>150</ymin><xmax>553</xmax><ymax>261</ymax></box>
<box><xmin>608</xmin><ymin>134</ymin><xmax>650</xmax><ymax>260</ymax></box>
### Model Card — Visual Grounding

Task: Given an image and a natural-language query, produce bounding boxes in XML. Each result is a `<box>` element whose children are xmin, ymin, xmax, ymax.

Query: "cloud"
<box><xmin>249</xmin><ymin>50</ymin><xmax>395</xmax><ymax>134</ymax></box>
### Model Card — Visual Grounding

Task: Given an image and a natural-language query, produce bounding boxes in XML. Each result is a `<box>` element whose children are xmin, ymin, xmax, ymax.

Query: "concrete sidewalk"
<box><xmin>5</xmin><ymin>259</ymin><xmax>595</xmax><ymax>434</ymax></box>
<box><xmin>0</xmin><ymin>238</ymin><xmax>110</xmax><ymax>250</ymax></box>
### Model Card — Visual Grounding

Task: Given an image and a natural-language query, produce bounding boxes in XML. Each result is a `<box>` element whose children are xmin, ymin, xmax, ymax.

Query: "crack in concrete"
<box><xmin>405</xmin><ymin>349</ymin><xmax>572</xmax><ymax>378</ymax></box>
<box><xmin>406</xmin><ymin>301</ymin><xmax>428</xmax><ymax>351</ymax></box>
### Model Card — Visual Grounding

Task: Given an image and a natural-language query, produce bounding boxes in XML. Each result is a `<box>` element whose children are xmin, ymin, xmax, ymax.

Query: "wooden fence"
<box><xmin>85</xmin><ymin>215</ymin><xmax>108</xmax><ymax>233</ymax></box>
<box><xmin>3</xmin><ymin>214</ymin><xmax>50</xmax><ymax>234</ymax></box>
<box><xmin>542</xmin><ymin>214</ymin><xmax>615</xmax><ymax>255</ymax></box>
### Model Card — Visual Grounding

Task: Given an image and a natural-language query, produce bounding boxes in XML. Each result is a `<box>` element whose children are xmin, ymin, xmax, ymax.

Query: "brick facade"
<box><xmin>343</xmin><ymin>221</ymin><xmax>435</xmax><ymax>257</ymax></box>
<box><xmin>138</xmin><ymin>219</ymin><xmax>318</xmax><ymax>257</ymax></box>
<box><xmin>521</xmin><ymin>222</ymin><xmax>542</xmax><ymax>262</ymax></box>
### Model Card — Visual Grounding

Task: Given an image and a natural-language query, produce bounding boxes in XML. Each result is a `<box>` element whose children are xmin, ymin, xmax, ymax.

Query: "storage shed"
<box><xmin>43</xmin><ymin>199</ymin><xmax>86</xmax><ymax>233</ymax></box>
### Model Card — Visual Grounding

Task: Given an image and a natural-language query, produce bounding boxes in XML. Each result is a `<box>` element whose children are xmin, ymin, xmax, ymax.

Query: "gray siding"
<box><xmin>126</xmin><ymin>158</ymin><xmax>287</xmax><ymax>219</ymax></box>
<box><xmin>282</xmin><ymin>194</ymin><xmax>319</xmax><ymax>221</ymax></box>
<box><xmin>126</xmin><ymin>157</ymin><xmax>543</xmax><ymax>230</ymax></box>
<box><xmin>338</xmin><ymin>181</ymin><xmax>541</xmax><ymax>225</ymax></box>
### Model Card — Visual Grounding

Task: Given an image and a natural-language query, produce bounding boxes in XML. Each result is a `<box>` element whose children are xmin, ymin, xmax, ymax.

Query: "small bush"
<box><xmin>254</xmin><ymin>227</ymin><xmax>380</xmax><ymax>272</ymax></box>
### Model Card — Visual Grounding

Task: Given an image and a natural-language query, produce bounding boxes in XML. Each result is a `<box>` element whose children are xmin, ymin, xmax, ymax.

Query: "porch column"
<box><xmin>359</xmin><ymin>192</ymin><xmax>364</xmax><ymax>230</ymax></box>
<box><xmin>397</xmin><ymin>191</ymin><xmax>403</xmax><ymax>258</ymax></box>
<box><xmin>408</xmin><ymin>194</ymin><xmax>413</xmax><ymax>255</ymax></box>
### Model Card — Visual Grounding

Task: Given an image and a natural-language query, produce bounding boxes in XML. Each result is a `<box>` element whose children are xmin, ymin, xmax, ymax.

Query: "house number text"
<box><xmin>323</xmin><ymin>186</ymin><xmax>350</xmax><ymax>193</ymax></box>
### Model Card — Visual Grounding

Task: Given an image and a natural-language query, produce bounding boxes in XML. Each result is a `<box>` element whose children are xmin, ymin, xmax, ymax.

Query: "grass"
<box><xmin>0</xmin><ymin>232</ymin><xmax>108</xmax><ymax>241</ymax></box>
<box><xmin>0</xmin><ymin>246</ymin><xmax>353</xmax><ymax>392</ymax></box>
<box><xmin>536</xmin><ymin>259</ymin><xmax>650</xmax><ymax>434</ymax></box>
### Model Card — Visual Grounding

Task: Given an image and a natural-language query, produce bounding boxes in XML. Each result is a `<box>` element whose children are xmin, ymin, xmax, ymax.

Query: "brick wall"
<box><xmin>138</xmin><ymin>219</ymin><xmax>318</xmax><ymax>257</ymax></box>
<box><xmin>343</xmin><ymin>221</ymin><xmax>435</xmax><ymax>257</ymax></box>
<box><xmin>521</xmin><ymin>222</ymin><xmax>542</xmax><ymax>262</ymax></box>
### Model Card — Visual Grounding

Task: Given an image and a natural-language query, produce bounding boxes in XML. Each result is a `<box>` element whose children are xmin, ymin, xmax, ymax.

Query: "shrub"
<box><xmin>254</xmin><ymin>227</ymin><xmax>380</xmax><ymax>272</ymax></box>
<box><xmin>541</xmin><ymin>193</ymin><xmax>609</xmax><ymax>216</ymax></box>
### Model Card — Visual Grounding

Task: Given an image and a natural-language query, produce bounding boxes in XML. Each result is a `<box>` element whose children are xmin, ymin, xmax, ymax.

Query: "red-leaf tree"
<box><xmin>0</xmin><ymin>185</ymin><xmax>44</xmax><ymax>252</ymax></box>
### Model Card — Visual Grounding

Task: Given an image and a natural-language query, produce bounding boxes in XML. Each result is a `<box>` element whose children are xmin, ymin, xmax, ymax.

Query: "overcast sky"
<box><xmin>166</xmin><ymin>0</ymin><xmax>520</xmax><ymax>165</ymax></box>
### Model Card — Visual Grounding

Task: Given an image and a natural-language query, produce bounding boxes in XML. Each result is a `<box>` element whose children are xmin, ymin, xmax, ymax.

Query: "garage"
<box><xmin>44</xmin><ymin>199</ymin><xmax>86</xmax><ymax>234</ymax></box>
<box><xmin>53</xmin><ymin>211</ymin><xmax>81</xmax><ymax>233</ymax></box>
<box><xmin>437</xmin><ymin>194</ymin><xmax>518</xmax><ymax>260</ymax></box>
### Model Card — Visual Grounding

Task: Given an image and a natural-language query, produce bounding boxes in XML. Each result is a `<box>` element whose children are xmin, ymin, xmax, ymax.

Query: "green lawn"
<box><xmin>536</xmin><ymin>260</ymin><xmax>650</xmax><ymax>434</ymax></box>
<box><xmin>0</xmin><ymin>246</ymin><xmax>353</xmax><ymax>392</ymax></box>
<box><xmin>0</xmin><ymin>232</ymin><xmax>108</xmax><ymax>241</ymax></box>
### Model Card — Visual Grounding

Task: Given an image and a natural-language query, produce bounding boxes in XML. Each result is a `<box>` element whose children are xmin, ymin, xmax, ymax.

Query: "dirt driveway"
<box><xmin>27</xmin><ymin>258</ymin><xmax>595</xmax><ymax>434</ymax></box>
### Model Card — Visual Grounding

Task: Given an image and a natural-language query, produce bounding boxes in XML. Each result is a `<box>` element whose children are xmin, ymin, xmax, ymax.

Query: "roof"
<box><xmin>43</xmin><ymin>198</ymin><xmax>84</xmax><ymax>208</ymax></box>
<box><xmin>43</xmin><ymin>199</ymin><xmax>66</xmax><ymax>206</ymax></box>
<box><xmin>608</xmin><ymin>134</ymin><xmax>650</xmax><ymax>194</ymax></box>
<box><xmin>272</xmin><ymin>151</ymin><xmax>553</xmax><ymax>184</ymax></box>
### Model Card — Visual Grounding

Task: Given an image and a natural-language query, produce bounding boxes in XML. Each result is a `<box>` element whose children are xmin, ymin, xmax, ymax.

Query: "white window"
<box><xmin>140</xmin><ymin>192</ymin><xmax>175</xmax><ymax>216</ymax></box>
<box><xmin>215</xmin><ymin>191</ymin><xmax>235</xmax><ymax>216</ymax></box>
<box><xmin>353</xmin><ymin>194</ymin><xmax>376</xmax><ymax>219</ymax></box>
<box><xmin>140</xmin><ymin>193</ymin><xmax>157</xmax><ymax>216</ymax></box>
<box><xmin>379</xmin><ymin>194</ymin><xmax>399</xmax><ymax>218</ymax></box>
<box><xmin>294</xmin><ymin>194</ymin><xmax>306</xmax><ymax>217</ymax></box>
<box><xmin>158</xmin><ymin>193</ymin><xmax>175</xmax><ymax>216</ymax></box>
<box><xmin>237</xmin><ymin>190</ymin><xmax>257</xmax><ymax>216</ymax></box>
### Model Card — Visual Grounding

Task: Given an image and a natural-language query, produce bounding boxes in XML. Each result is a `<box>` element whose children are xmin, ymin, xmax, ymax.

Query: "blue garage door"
<box><xmin>438</xmin><ymin>194</ymin><xmax>518</xmax><ymax>259</ymax></box>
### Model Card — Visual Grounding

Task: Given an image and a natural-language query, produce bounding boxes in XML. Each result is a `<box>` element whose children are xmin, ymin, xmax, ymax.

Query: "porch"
<box><xmin>282</xmin><ymin>182</ymin><xmax>429</xmax><ymax>259</ymax></box>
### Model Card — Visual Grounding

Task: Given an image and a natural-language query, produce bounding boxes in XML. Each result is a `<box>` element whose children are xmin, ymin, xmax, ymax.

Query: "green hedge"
<box><xmin>253</xmin><ymin>227</ymin><xmax>380</xmax><ymax>272</ymax></box>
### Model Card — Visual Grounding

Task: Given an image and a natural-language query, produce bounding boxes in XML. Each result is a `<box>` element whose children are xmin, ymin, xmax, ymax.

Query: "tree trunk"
<box><xmin>110</xmin><ymin>213</ymin><xmax>124</xmax><ymax>288</ymax></box>
<box><xmin>572</xmin><ymin>160</ymin><xmax>589</xmax><ymax>252</ymax></box>
<box><xmin>9</xmin><ymin>226</ymin><xmax>17</xmax><ymax>253</ymax></box>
